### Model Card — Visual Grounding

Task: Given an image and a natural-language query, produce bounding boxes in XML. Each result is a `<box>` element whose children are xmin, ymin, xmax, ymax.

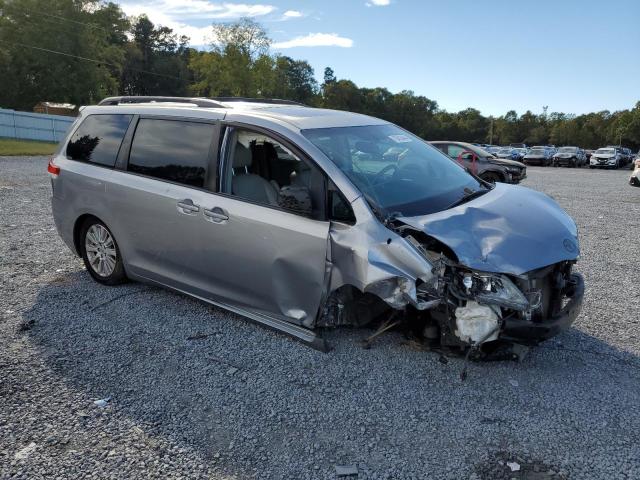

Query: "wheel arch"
<box><xmin>72</xmin><ymin>213</ymin><xmax>104</xmax><ymax>256</ymax></box>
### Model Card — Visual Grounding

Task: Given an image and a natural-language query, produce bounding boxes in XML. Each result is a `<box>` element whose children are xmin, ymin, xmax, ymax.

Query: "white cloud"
<box><xmin>282</xmin><ymin>10</ymin><xmax>303</xmax><ymax>19</ymax></box>
<box><xmin>120</xmin><ymin>1</ymin><xmax>276</xmax><ymax>46</ymax></box>
<box><xmin>120</xmin><ymin>6</ymin><xmax>211</xmax><ymax>45</ymax></box>
<box><xmin>272</xmin><ymin>33</ymin><xmax>353</xmax><ymax>49</ymax></box>
<box><xmin>124</xmin><ymin>0</ymin><xmax>276</xmax><ymax>19</ymax></box>
<box><xmin>366</xmin><ymin>0</ymin><xmax>391</xmax><ymax>6</ymax></box>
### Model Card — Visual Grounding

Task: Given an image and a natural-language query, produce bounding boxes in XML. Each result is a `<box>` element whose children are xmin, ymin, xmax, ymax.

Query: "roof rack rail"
<box><xmin>211</xmin><ymin>97</ymin><xmax>305</xmax><ymax>106</ymax></box>
<box><xmin>98</xmin><ymin>96</ymin><xmax>225</xmax><ymax>108</ymax></box>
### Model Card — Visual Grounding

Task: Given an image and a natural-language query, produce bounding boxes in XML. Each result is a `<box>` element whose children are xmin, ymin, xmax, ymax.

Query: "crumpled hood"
<box><xmin>491</xmin><ymin>158</ymin><xmax>524</xmax><ymax>168</ymax></box>
<box><xmin>397</xmin><ymin>183</ymin><xmax>580</xmax><ymax>275</ymax></box>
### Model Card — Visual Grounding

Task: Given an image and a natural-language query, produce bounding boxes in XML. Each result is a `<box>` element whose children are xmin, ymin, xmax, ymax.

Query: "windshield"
<box><xmin>558</xmin><ymin>147</ymin><xmax>577</xmax><ymax>153</ymax></box>
<box><xmin>596</xmin><ymin>148</ymin><xmax>615</xmax><ymax>155</ymax></box>
<box><xmin>498</xmin><ymin>148</ymin><xmax>512</xmax><ymax>154</ymax></box>
<box><xmin>301</xmin><ymin>124</ymin><xmax>486</xmax><ymax>217</ymax></box>
<box><xmin>529</xmin><ymin>148</ymin><xmax>545</xmax><ymax>154</ymax></box>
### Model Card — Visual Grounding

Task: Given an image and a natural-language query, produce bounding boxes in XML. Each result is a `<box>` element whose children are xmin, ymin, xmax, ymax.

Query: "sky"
<box><xmin>118</xmin><ymin>0</ymin><xmax>640</xmax><ymax>116</ymax></box>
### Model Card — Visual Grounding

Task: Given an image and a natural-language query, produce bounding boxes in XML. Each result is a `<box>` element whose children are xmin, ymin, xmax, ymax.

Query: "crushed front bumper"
<box><xmin>554</xmin><ymin>158</ymin><xmax>576</xmax><ymax>167</ymax></box>
<box><xmin>524</xmin><ymin>158</ymin><xmax>547</xmax><ymax>165</ymax></box>
<box><xmin>505</xmin><ymin>169</ymin><xmax>526</xmax><ymax>184</ymax></box>
<box><xmin>500</xmin><ymin>273</ymin><xmax>584</xmax><ymax>345</ymax></box>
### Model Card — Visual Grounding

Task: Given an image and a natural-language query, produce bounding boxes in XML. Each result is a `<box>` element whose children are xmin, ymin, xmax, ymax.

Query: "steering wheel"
<box><xmin>371</xmin><ymin>164</ymin><xmax>398</xmax><ymax>184</ymax></box>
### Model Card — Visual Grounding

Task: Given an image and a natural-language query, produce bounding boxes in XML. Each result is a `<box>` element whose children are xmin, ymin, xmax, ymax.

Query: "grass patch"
<box><xmin>0</xmin><ymin>138</ymin><xmax>58</xmax><ymax>156</ymax></box>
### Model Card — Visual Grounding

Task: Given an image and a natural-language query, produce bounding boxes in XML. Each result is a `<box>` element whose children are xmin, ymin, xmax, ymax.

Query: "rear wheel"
<box><xmin>80</xmin><ymin>219</ymin><xmax>127</xmax><ymax>285</ymax></box>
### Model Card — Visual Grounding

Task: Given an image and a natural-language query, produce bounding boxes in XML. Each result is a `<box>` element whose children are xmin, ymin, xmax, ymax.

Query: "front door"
<box><xmin>193</xmin><ymin>126</ymin><xmax>330</xmax><ymax>326</ymax></box>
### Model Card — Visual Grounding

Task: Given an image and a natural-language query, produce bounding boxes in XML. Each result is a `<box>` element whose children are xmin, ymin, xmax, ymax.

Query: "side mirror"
<box><xmin>278</xmin><ymin>185</ymin><xmax>313</xmax><ymax>217</ymax></box>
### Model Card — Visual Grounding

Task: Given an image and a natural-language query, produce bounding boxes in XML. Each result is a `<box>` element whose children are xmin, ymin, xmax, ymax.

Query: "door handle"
<box><xmin>177</xmin><ymin>199</ymin><xmax>200</xmax><ymax>214</ymax></box>
<box><xmin>203</xmin><ymin>206</ymin><xmax>229</xmax><ymax>223</ymax></box>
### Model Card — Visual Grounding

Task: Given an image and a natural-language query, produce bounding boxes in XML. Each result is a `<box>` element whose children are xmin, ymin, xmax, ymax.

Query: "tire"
<box><xmin>80</xmin><ymin>218</ymin><xmax>127</xmax><ymax>285</ymax></box>
<box><xmin>481</xmin><ymin>172</ymin><xmax>502</xmax><ymax>184</ymax></box>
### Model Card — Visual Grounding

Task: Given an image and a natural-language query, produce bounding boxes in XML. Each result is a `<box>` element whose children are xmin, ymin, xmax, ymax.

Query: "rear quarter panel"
<box><xmin>51</xmin><ymin>157</ymin><xmax>120</xmax><ymax>255</ymax></box>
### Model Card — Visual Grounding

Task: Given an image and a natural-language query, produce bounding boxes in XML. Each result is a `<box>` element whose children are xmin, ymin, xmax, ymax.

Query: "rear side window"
<box><xmin>66</xmin><ymin>114</ymin><xmax>132</xmax><ymax>167</ymax></box>
<box><xmin>128</xmin><ymin>119</ymin><xmax>215</xmax><ymax>188</ymax></box>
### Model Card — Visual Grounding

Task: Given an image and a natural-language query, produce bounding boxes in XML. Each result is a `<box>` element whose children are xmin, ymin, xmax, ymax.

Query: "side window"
<box><xmin>433</xmin><ymin>144</ymin><xmax>447</xmax><ymax>155</ymax></box>
<box><xmin>128</xmin><ymin>119</ymin><xmax>215</xmax><ymax>188</ymax></box>
<box><xmin>328</xmin><ymin>182</ymin><xmax>355</xmax><ymax>224</ymax></box>
<box><xmin>447</xmin><ymin>144</ymin><xmax>473</xmax><ymax>160</ymax></box>
<box><xmin>224</xmin><ymin>128</ymin><xmax>322</xmax><ymax>217</ymax></box>
<box><xmin>66</xmin><ymin>114</ymin><xmax>132</xmax><ymax>167</ymax></box>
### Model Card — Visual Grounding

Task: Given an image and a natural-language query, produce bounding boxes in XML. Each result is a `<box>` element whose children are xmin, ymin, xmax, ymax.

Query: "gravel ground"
<box><xmin>1</xmin><ymin>157</ymin><xmax>639</xmax><ymax>479</ymax></box>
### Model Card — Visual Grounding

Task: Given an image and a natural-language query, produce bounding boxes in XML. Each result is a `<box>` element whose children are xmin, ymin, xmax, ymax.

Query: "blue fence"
<box><xmin>0</xmin><ymin>108</ymin><xmax>76</xmax><ymax>143</ymax></box>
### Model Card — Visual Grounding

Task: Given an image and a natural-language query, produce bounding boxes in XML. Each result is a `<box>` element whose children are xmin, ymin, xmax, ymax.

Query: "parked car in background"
<box><xmin>604</xmin><ymin>146</ymin><xmax>631</xmax><ymax>166</ymax></box>
<box><xmin>523</xmin><ymin>146</ymin><xmax>553</xmax><ymax>166</ymax></box>
<box><xmin>496</xmin><ymin>147</ymin><xmax>519</xmax><ymax>160</ymax></box>
<box><xmin>584</xmin><ymin>149</ymin><xmax>594</xmax><ymax>162</ymax></box>
<box><xmin>590</xmin><ymin>147</ymin><xmax>623</xmax><ymax>169</ymax></box>
<box><xmin>49</xmin><ymin>96</ymin><xmax>582</xmax><ymax>357</ymax></box>
<box><xmin>430</xmin><ymin>141</ymin><xmax>526</xmax><ymax>184</ymax></box>
<box><xmin>630</xmin><ymin>158</ymin><xmax>640</xmax><ymax>186</ymax></box>
<box><xmin>509</xmin><ymin>143</ymin><xmax>527</xmax><ymax>149</ymax></box>
<box><xmin>552</xmin><ymin>146</ymin><xmax>586</xmax><ymax>167</ymax></box>
<box><xmin>512</xmin><ymin>147</ymin><xmax>528</xmax><ymax>161</ymax></box>
<box><xmin>486</xmin><ymin>146</ymin><xmax>502</xmax><ymax>156</ymax></box>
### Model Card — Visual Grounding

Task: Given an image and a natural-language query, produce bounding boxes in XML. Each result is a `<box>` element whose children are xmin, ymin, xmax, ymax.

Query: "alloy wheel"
<box><xmin>85</xmin><ymin>224</ymin><xmax>117</xmax><ymax>277</ymax></box>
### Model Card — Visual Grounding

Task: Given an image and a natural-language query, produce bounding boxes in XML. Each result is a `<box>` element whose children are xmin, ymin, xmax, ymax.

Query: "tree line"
<box><xmin>1</xmin><ymin>0</ymin><xmax>639</xmax><ymax>150</ymax></box>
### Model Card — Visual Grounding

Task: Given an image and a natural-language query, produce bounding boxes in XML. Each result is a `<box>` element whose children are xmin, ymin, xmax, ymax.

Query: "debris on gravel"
<box><xmin>1</xmin><ymin>157</ymin><xmax>639</xmax><ymax>479</ymax></box>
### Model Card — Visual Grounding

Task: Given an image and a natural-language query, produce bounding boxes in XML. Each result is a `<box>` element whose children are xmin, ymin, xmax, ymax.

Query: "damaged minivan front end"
<box><xmin>315</xmin><ymin>180</ymin><xmax>584</xmax><ymax>358</ymax></box>
<box><xmin>392</xmin><ymin>182</ymin><xmax>584</xmax><ymax>355</ymax></box>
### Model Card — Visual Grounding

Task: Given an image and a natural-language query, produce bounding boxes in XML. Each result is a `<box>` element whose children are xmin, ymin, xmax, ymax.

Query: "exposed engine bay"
<box><xmin>318</xmin><ymin>222</ymin><xmax>584</xmax><ymax>361</ymax></box>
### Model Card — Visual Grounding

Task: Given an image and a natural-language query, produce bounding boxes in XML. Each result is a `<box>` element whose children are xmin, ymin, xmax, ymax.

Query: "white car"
<box><xmin>590</xmin><ymin>147</ymin><xmax>623</xmax><ymax>169</ymax></box>
<box><xmin>630</xmin><ymin>158</ymin><xmax>640</xmax><ymax>187</ymax></box>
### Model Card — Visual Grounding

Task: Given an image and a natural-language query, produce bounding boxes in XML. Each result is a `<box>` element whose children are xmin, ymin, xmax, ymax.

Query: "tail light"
<box><xmin>47</xmin><ymin>157</ymin><xmax>60</xmax><ymax>177</ymax></box>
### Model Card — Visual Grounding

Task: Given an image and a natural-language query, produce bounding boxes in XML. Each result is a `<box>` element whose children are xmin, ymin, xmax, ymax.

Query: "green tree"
<box><xmin>273</xmin><ymin>56</ymin><xmax>317</xmax><ymax>103</ymax></box>
<box><xmin>121</xmin><ymin>15</ymin><xmax>189</xmax><ymax>95</ymax></box>
<box><xmin>0</xmin><ymin>0</ymin><xmax>127</xmax><ymax>109</ymax></box>
<box><xmin>190</xmin><ymin>18</ymin><xmax>273</xmax><ymax>97</ymax></box>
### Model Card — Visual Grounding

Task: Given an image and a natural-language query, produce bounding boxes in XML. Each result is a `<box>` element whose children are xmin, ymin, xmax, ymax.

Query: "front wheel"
<box><xmin>80</xmin><ymin>219</ymin><xmax>127</xmax><ymax>285</ymax></box>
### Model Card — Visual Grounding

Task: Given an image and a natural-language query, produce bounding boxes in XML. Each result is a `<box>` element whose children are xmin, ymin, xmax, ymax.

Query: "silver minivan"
<box><xmin>50</xmin><ymin>96</ymin><xmax>584</xmax><ymax>358</ymax></box>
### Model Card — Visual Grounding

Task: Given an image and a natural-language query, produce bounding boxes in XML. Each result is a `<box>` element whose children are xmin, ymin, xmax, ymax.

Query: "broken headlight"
<box><xmin>456</xmin><ymin>271</ymin><xmax>529</xmax><ymax>311</ymax></box>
